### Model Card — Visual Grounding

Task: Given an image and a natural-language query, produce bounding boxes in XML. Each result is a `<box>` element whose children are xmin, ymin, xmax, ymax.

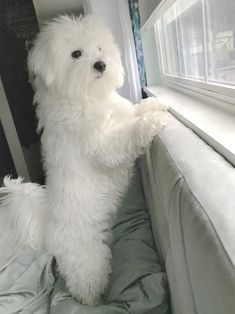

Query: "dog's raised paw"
<box><xmin>139</xmin><ymin>96</ymin><xmax>169</xmax><ymax>112</ymax></box>
<box><xmin>136</xmin><ymin>100</ymin><xmax>169</xmax><ymax>147</ymax></box>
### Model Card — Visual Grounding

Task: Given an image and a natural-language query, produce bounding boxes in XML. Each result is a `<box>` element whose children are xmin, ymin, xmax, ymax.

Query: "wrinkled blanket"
<box><xmin>0</xmin><ymin>168</ymin><xmax>170</xmax><ymax>314</ymax></box>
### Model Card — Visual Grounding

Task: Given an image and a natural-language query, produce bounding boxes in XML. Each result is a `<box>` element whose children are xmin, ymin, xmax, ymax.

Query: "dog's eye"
<box><xmin>98</xmin><ymin>47</ymin><xmax>102</xmax><ymax>51</ymax></box>
<box><xmin>71</xmin><ymin>50</ymin><xmax>82</xmax><ymax>59</ymax></box>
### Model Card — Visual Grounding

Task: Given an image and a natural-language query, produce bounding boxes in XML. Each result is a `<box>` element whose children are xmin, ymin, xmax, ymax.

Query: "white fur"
<box><xmin>0</xmin><ymin>15</ymin><xmax>168</xmax><ymax>305</ymax></box>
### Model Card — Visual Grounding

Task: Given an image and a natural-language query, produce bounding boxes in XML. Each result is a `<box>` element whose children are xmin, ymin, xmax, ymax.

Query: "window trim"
<box><xmin>162</xmin><ymin>75</ymin><xmax>235</xmax><ymax>104</ymax></box>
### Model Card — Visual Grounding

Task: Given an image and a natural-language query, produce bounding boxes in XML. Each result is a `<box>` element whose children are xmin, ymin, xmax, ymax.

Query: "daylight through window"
<box><xmin>156</xmin><ymin>0</ymin><xmax>235</xmax><ymax>87</ymax></box>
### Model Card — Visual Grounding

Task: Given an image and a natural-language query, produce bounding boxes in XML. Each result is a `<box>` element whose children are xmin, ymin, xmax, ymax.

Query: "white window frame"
<box><xmin>143</xmin><ymin>0</ymin><xmax>235</xmax><ymax>106</ymax></box>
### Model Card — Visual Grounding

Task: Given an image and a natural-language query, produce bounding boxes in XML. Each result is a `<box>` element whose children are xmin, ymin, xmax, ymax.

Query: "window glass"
<box><xmin>206</xmin><ymin>0</ymin><xmax>235</xmax><ymax>85</ymax></box>
<box><xmin>162</xmin><ymin>5</ymin><xmax>180</xmax><ymax>75</ymax></box>
<box><xmin>176</xmin><ymin>0</ymin><xmax>204</xmax><ymax>79</ymax></box>
<box><xmin>156</xmin><ymin>0</ymin><xmax>235</xmax><ymax>90</ymax></box>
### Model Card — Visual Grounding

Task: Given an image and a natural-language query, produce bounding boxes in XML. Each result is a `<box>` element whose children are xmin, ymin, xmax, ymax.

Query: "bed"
<box><xmin>0</xmin><ymin>168</ymin><xmax>170</xmax><ymax>314</ymax></box>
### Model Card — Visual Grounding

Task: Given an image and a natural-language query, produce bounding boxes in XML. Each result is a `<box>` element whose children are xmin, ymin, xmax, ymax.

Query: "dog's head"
<box><xmin>28</xmin><ymin>15</ymin><xmax>124</xmax><ymax>98</ymax></box>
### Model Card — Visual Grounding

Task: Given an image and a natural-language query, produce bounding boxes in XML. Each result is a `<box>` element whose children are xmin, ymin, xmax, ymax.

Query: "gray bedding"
<box><xmin>0</xmin><ymin>169</ymin><xmax>170</xmax><ymax>314</ymax></box>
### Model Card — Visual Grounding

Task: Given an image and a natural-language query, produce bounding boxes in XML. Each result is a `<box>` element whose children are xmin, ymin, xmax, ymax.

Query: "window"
<box><xmin>154</xmin><ymin>0</ymin><xmax>235</xmax><ymax>98</ymax></box>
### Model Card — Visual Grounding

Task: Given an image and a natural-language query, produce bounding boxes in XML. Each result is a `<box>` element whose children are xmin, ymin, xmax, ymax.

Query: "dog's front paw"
<box><xmin>139</xmin><ymin>96</ymin><xmax>169</xmax><ymax>112</ymax></box>
<box><xmin>137</xmin><ymin>97</ymin><xmax>169</xmax><ymax>146</ymax></box>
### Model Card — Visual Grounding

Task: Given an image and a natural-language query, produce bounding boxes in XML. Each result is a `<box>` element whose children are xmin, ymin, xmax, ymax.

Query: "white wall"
<box><xmin>33</xmin><ymin>0</ymin><xmax>84</xmax><ymax>26</ymax></box>
<box><xmin>141</xmin><ymin>27</ymin><xmax>161</xmax><ymax>86</ymax></box>
<box><xmin>139</xmin><ymin>0</ymin><xmax>162</xmax><ymax>86</ymax></box>
<box><xmin>138</xmin><ymin>0</ymin><xmax>161</xmax><ymax>26</ymax></box>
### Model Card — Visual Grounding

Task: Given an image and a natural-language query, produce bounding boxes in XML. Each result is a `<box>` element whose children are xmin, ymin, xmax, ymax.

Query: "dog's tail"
<box><xmin>0</xmin><ymin>176</ymin><xmax>46</xmax><ymax>250</ymax></box>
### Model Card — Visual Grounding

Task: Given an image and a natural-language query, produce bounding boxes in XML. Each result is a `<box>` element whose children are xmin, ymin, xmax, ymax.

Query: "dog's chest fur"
<box><xmin>36</xmin><ymin>92</ymin><xmax>132</xmax><ymax>246</ymax></box>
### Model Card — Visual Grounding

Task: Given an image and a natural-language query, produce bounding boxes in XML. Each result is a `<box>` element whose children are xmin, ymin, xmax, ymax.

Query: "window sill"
<box><xmin>144</xmin><ymin>85</ymin><xmax>235</xmax><ymax>166</ymax></box>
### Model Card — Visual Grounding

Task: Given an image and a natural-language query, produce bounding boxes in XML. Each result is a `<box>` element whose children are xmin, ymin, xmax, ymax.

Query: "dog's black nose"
<box><xmin>94</xmin><ymin>61</ymin><xmax>106</xmax><ymax>73</ymax></box>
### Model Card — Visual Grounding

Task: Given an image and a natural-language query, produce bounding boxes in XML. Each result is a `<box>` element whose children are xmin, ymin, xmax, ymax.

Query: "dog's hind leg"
<box><xmin>0</xmin><ymin>177</ymin><xmax>46</xmax><ymax>250</ymax></box>
<box><xmin>58</xmin><ymin>240</ymin><xmax>112</xmax><ymax>305</ymax></box>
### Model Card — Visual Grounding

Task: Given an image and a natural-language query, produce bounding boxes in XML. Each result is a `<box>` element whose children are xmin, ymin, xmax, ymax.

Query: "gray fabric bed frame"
<box><xmin>141</xmin><ymin>114</ymin><xmax>235</xmax><ymax>314</ymax></box>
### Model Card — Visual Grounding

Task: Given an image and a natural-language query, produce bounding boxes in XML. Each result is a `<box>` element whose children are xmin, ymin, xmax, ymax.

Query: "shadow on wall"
<box><xmin>0</xmin><ymin>0</ymin><xmax>44</xmax><ymax>183</ymax></box>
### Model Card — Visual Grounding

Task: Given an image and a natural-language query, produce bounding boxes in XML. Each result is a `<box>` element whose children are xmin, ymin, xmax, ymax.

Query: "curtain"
<box><xmin>128</xmin><ymin>0</ymin><xmax>147</xmax><ymax>91</ymax></box>
<box><xmin>117</xmin><ymin>0</ymin><xmax>142</xmax><ymax>102</ymax></box>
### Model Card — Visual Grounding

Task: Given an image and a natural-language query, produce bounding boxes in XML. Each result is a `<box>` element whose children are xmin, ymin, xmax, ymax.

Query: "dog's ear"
<box><xmin>28</xmin><ymin>31</ymin><xmax>55</xmax><ymax>87</ymax></box>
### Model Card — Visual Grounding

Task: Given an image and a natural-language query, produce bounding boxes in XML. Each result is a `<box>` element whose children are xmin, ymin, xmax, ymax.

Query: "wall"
<box><xmin>33</xmin><ymin>0</ymin><xmax>84</xmax><ymax>25</ymax></box>
<box><xmin>141</xmin><ymin>27</ymin><xmax>161</xmax><ymax>86</ymax></box>
<box><xmin>138</xmin><ymin>0</ymin><xmax>161</xmax><ymax>26</ymax></box>
<box><xmin>139</xmin><ymin>0</ymin><xmax>162</xmax><ymax>86</ymax></box>
<box><xmin>0</xmin><ymin>0</ymin><xmax>44</xmax><ymax>182</ymax></box>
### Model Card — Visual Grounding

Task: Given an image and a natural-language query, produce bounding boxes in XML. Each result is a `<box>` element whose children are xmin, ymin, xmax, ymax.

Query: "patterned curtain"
<box><xmin>128</xmin><ymin>0</ymin><xmax>147</xmax><ymax>90</ymax></box>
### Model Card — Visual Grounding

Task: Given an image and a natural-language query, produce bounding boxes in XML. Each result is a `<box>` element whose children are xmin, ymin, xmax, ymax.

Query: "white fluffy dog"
<box><xmin>0</xmin><ymin>15</ymin><xmax>168</xmax><ymax>305</ymax></box>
